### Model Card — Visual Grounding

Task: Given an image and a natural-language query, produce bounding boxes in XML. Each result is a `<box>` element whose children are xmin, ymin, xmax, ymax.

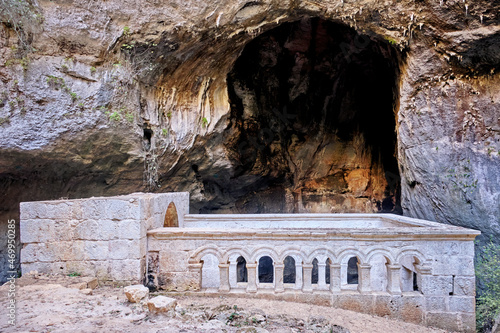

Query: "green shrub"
<box><xmin>476</xmin><ymin>241</ymin><xmax>500</xmax><ymax>332</ymax></box>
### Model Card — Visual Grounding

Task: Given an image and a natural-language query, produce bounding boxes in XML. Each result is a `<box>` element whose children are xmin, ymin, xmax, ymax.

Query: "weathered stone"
<box><xmin>400</xmin><ymin>296</ymin><xmax>425</xmax><ymax>325</ymax></box>
<box><xmin>460</xmin><ymin>313</ymin><xmax>477</xmax><ymax>333</ymax></box>
<box><xmin>425</xmin><ymin>296</ymin><xmax>448</xmax><ymax>312</ymax></box>
<box><xmin>420</xmin><ymin>276</ymin><xmax>453</xmax><ymax>296</ymax></box>
<box><xmin>69</xmin><ymin>282</ymin><xmax>87</xmax><ymax>290</ymax></box>
<box><xmin>79</xmin><ymin>288</ymin><xmax>93</xmax><ymax>295</ymax></box>
<box><xmin>448</xmin><ymin>296</ymin><xmax>475</xmax><ymax>313</ymax></box>
<box><xmin>81</xmin><ymin>277</ymin><xmax>99</xmax><ymax>290</ymax></box>
<box><xmin>253</xmin><ymin>314</ymin><xmax>266</xmax><ymax>323</ymax></box>
<box><xmin>454</xmin><ymin>276</ymin><xmax>476</xmax><ymax>296</ymax></box>
<box><xmin>147</xmin><ymin>296</ymin><xmax>177</xmax><ymax>314</ymax></box>
<box><xmin>426</xmin><ymin>312</ymin><xmax>460</xmax><ymax>332</ymax></box>
<box><xmin>84</xmin><ymin>241</ymin><xmax>109</xmax><ymax>260</ymax></box>
<box><xmin>110</xmin><ymin>259</ymin><xmax>143</xmax><ymax>282</ymax></box>
<box><xmin>124</xmin><ymin>284</ymin><xmax>149</xmax><ymax>303</ymax></box>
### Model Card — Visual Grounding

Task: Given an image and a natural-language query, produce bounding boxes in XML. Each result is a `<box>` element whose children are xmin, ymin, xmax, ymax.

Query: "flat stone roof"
<box><xmin>151</xmin><ymin>213</ymin><xmax>480</xmax><ymax>241</ymax></box>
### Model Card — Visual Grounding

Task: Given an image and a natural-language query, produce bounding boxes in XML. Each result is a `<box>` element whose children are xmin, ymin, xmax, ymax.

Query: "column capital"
<box><xmin>188</xmin><ymin>263</ymin><xmax>203</xmax><ymax>271</ymax></box>
<box><xmin>416</xmin><ymin>264</ymin><xmax>432</xmax><ymax>275</ymax></box>
<box><xmin>387</xmin><ymin>264</ymin><xmax>401</xmax><ymax>270</ymax></box>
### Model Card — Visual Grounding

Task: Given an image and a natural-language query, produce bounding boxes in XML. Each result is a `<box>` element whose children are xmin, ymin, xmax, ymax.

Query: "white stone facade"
<box><xmin>20</xmin><ymin>194</ymin><xmax>480</xmax><ymax>332</ymax></box>
<box><xmin>20</xmin><ymin>192</ymin><xmax>189</xmax><ymax>284</ymax></box>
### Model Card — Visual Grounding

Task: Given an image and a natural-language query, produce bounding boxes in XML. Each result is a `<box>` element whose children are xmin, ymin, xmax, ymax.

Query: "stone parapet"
<box><xmin>148</xmin><ymin>213</ymin><xmax>480</xmax><ymax>332</ymax></box>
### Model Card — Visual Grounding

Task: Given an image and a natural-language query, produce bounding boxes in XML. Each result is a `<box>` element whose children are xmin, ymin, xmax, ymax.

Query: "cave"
<box><xmin>219</xmin><ymin>17</ymin><xmax>403</xmax><ymax>214</ymax></box>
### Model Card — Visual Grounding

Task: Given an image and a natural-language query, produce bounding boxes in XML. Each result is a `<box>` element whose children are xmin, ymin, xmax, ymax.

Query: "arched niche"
<box><xmin>163</xmin><ymin>202</ymin><xmax>179</xmax><ymax>227</ymax></box>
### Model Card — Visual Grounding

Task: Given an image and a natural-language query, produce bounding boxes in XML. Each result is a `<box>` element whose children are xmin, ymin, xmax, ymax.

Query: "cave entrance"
<box><xmin>225</xmin><ymin>17</ymin><xmax>402</xmax><ymax>214</ymax></box>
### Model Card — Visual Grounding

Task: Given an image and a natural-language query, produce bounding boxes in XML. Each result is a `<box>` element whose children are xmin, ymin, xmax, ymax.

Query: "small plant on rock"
<box><xmin>201</xmin><ymin>117</ymin><xmax>208</xmax><ymax>128</ymax></box>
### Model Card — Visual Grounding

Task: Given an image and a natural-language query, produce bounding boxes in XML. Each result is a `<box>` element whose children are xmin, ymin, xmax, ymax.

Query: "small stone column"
<box><xmin>218</xmin><ymin>263</ymin><xmax>230</xmax><ymax>292</ymax></box>
<box><xmin>229</xmin><ymin>260</ymin><xmax>237</xmax><ymax>288</ymax></box>
<box><xmin>188</xmin><ymin>262</ymin><xmax>203</xmax><ymax>291</ymax></box>
<box><xmin>246</xmin><ymin>263</ymin><xmax>258</xmax><ymax>293</ymax></box>
<box><xmin>302</xmin><ymin>264</ymin><xmax>314</xmax><ymax>293</ymax></box>
<box><xmin>386</xmin><ymin>264</ymin><xmax>402</xmax><ymax>295</ymax></box>
<box><xmin>415</xmin><ymin>264</ymin><xmax>432</xmax><ymax>294</ymax></box>
<box><xmin>295</xmin><ymin>262</ymin><xmax>303</xmax><ymax>290</ymax></box>
<box><xmin>318</xmin><ymin>262</ymin><xmax>328</xmax><ymax>290</ymax></box>
<box><xmin>274</xmin><ymin>263</ymin><xmax>285</xmax><ymax>293</ymax></box>
<box><xmin>358</xmin><ymin>264</ymin><xmax>372</xmax><ymax>293</ymax></box>
<box><xmin>341</xmin><ymin>263</ymin><xmax>348</xmax><ymax>285</ymax></box>
<box><xmin>330</xmin><ymin>264</ymin><xmax>341</xmax><ymax>292</ymax></box>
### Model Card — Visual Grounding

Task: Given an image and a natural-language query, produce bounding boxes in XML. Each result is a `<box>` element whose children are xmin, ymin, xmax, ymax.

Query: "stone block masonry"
<box><xmin>20</xmin><ymin>192</ymin><xmax>189</xmax><ymax>284</ymax></box>
<box><xmin>149</xmin><ymin>213</ymin><xmax>480</xmax><ymax>332</ymax></box>
<box><xmin>20</xmin><ymin>193</ymin><xmax>480</xmax><ymax>332</ymax></box>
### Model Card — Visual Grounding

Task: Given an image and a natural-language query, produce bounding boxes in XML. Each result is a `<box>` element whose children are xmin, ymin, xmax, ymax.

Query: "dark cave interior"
<box><xmin>213</xmin><ymin>17</ymin><xmax>403</xmax><ymax>214</ymax></box>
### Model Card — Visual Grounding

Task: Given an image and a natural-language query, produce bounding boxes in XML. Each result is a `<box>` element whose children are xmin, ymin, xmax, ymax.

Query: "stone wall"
<box><xmin>148</xmin><ymin>214</ymin><xmax>479</xmax><ymax>332</ymax></box>
<box><xmin>20</xmin><ymin>192</ymin><xmax>189</xmax><ymax>284</ymax></box>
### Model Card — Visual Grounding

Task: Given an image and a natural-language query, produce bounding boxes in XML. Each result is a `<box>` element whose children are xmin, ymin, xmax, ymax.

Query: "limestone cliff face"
<box><xmin>0</xmin><ymin>0</ymin><xmax>498</xmax><ymax>280</ymax></box>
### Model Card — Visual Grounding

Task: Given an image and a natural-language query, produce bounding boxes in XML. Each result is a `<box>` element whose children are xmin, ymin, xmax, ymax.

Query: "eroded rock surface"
<box><xmin>0</xmin><ymin>0</ymin><xmax>498</xmax><ymax>282</ymax></box>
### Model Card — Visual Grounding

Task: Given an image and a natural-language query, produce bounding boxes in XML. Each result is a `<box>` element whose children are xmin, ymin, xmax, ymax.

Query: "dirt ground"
<box><xmin>0</xmin><ymin>275</ymin><xmax>448</xmax><ymax>333</ymax></box>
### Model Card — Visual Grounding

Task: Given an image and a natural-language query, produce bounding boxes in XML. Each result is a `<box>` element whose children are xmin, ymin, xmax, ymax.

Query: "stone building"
<box><xmin>21</xmin><ymin>193</ymin><xmax>480</xmax><ymax>332</ymax></box>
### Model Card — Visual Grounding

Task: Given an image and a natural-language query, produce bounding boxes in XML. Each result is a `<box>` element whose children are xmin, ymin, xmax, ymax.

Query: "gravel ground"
<box><xmin>0</xmin><ymin>275</ymin><xmax>448</xmax><ymax>333</ymax></box>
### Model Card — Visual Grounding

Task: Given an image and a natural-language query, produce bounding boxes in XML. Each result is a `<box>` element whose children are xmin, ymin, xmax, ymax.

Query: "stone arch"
<box><xmin>397</xmin><ymin>250</ymin><xmax>426</xmax><ymax>293</ymax></box>
<box><xmin>337</xmin><ymin>248</ymin><xmax>366</xmax><ymax>265</ymax></box>
<box><xmin>200</xmin><ymin>253</ymin><xmax>220</xmax><ymax>289</ymax></box>
<box><xmin>258</xmin><ymin>256</ymin><xmax>274</xmax><ymax>283</ymax></box>
<box><xmin>191</xmin><ymin>245</ymin><xmax>224</xmax><ymax>263</ymax></box>
<box><xmin>163</xmin><ymin>202</ymin><xmax>179</xmax><ymax>227</ymax></box>
<box><xmin>346</xmin><ymin>256</ymin><xmax>359</xmax><ymax>285</ymax></box>
<box><xmin>325</xmin><ymin>258</ymin><xmax>332</xmax><ymax>284</ymax></box>
<box><xmin>277</xmin><ymin>247</ymin><xmax>307</xmax><ymax>264</ymax></box>
<box><xmin>250</xmin><ymin>247</ymin><xmax>280</xmax><ymax>263</ymax></box>
<box><xmin>366</xmin><ymin>248</ymin><xmax>395</xmax><ymax>265</ymax></box>
<box><xmin>396</xmin><ymin>249</ymin><xmax>427</xmax><ymax>265</ymax></box>
<box><xmin>278</xmin><ymin>249</ymin><xmax>304</xmax><ymax>288</ymax></box>
<box><xmin>368</xmin><ymin>252</ymin><xmax>392</xmax><ymax>292</ymax></box>
<box><xmin>236</xmin><ymin>256</ymin><xmax>248</xmax><ymax>283</ymax></box>
<box><xmin>223</xmin><ymin>247</ymin><xmax>252</xmax><ymax>263</ymax></box>
<box><xmin>283</xmin><ymin>255</ymin><xmax>296</xmax><ymax>284</ymax></box>
<box><xmin>306</xmin><ymin>248</ymin><xmax>336</xmax><ymax>264</ymax></box>
<box><xmin>311</xmin><ymin>258</ymin><xmax>319</xmax><ymax>284</ymax></box>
